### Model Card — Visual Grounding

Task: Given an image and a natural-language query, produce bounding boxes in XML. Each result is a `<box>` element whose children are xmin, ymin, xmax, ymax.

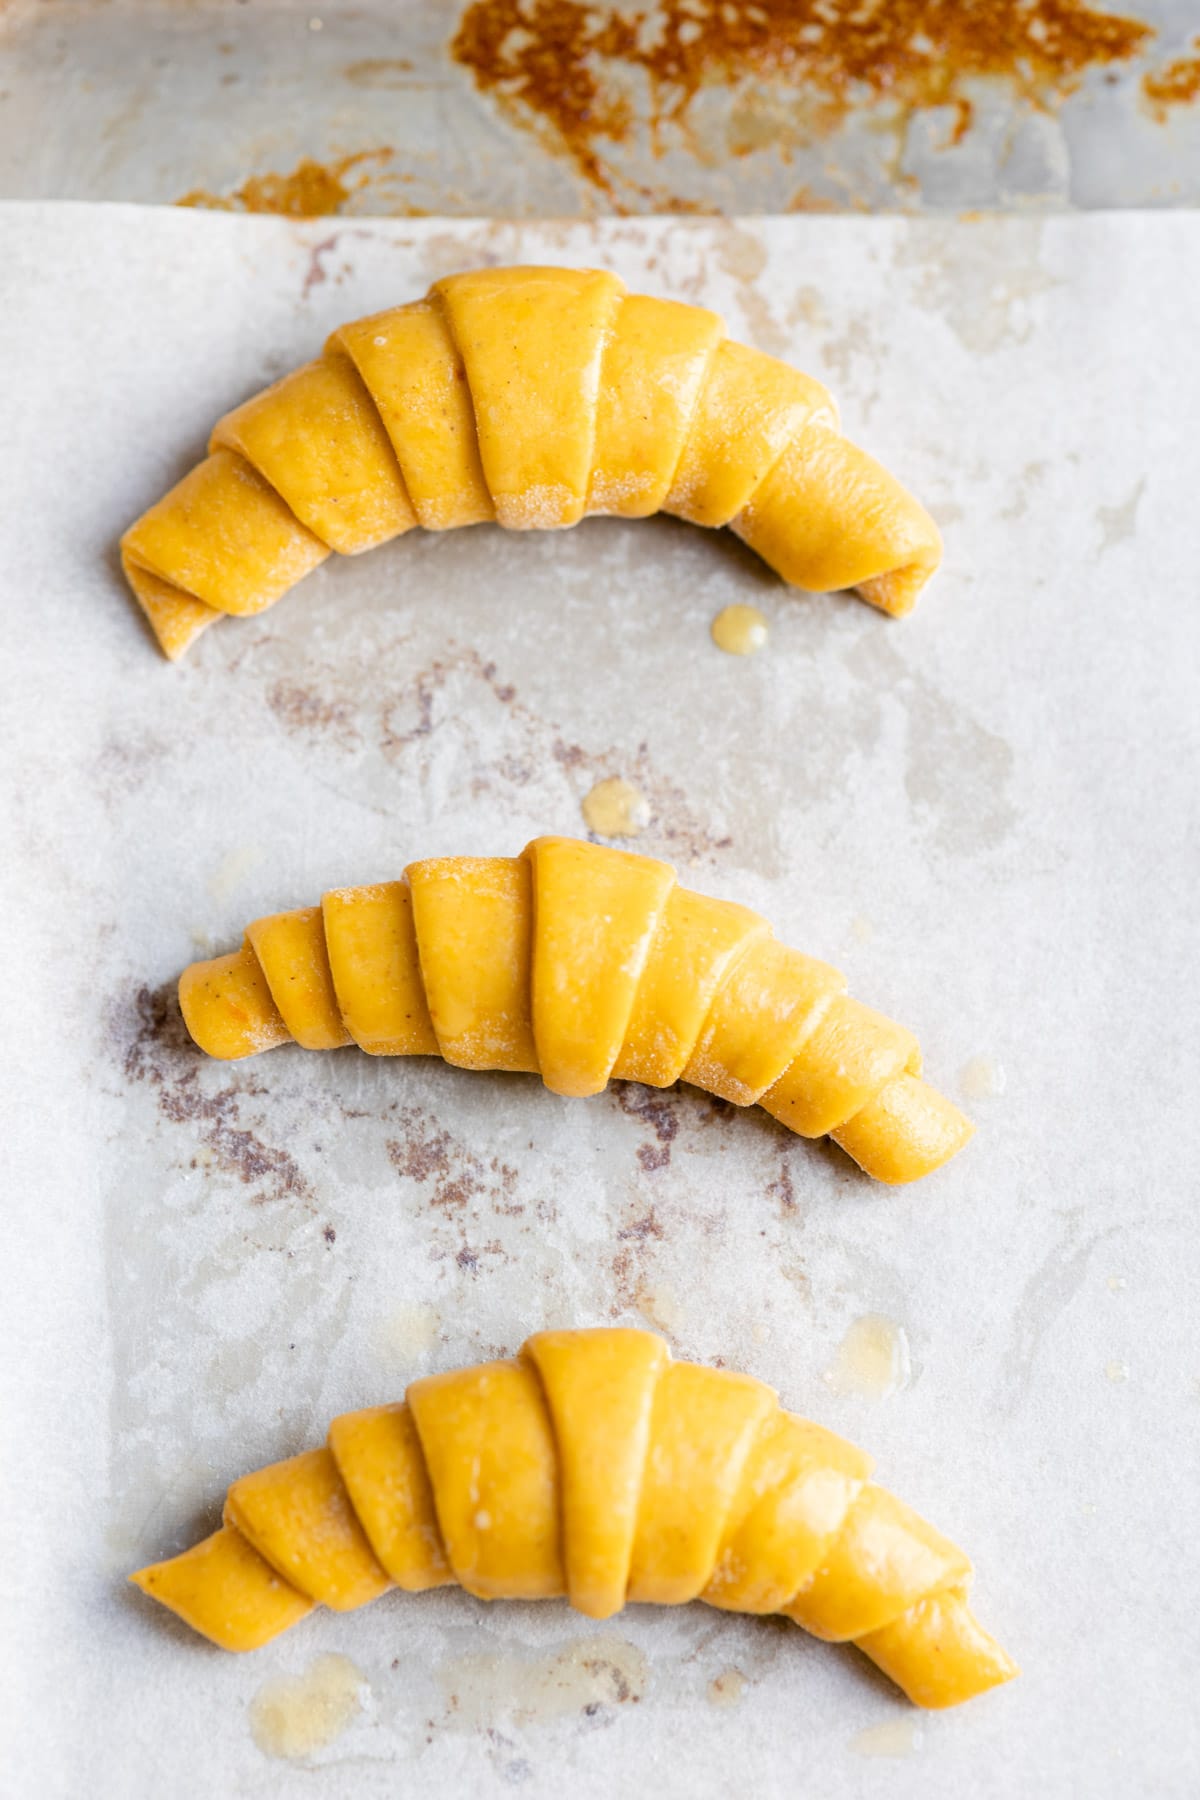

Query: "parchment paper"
<box><xmin>1</xmin><ymin>204</ymin><xmax>1198</xmax><ymax>1798</ymax></box>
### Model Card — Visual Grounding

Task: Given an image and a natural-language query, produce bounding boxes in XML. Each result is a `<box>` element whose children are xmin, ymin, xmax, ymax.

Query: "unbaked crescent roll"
<box><xmin>177</xmin><ymin>836</ymin><xmax>972</xmax><ymax>1184</ymax></box>
<box><xmin>120</xmin><ymin>266</ymin><xmax>942</xmax><ymax>658</ymax></box>
<box><xmin>130</xmin><ymin>1327</ymin><xmax>1016</xmax><ymax>1709</ymax></box>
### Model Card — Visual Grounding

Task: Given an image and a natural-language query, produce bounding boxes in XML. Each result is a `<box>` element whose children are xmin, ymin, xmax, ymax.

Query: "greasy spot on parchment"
<box><xmin>895</xmin><ymin>217</ymin><xmax>1060</xmax><ymax>355</ymax></box>
<box><xmin>117</xmin><ymin>982</ymin><xmax>314</xmax><ymax>1205</ymax></box>
<box><xmin>250</xmin><ymin>1654</ymin><xmax>367</xmax><ymax>1760</ymax></box>
<box><xmin>451</xmin><ymin>0</ymin><xmax>1153</xmax><ymax>200</ymax></box>
<box><xmin>439</xmin><ymin>1635</ymin><xmax>647</xmax><ymax>1730</ymax></box>
<box><xmin>177</xmin><ymin>149</ymin><xmax>394</xmax><ymax>217</ymax></box>
<box><xmin>1141</xmin><ymin>35</ymin><xmax>1200</xmax><ymax>119</ymax></box>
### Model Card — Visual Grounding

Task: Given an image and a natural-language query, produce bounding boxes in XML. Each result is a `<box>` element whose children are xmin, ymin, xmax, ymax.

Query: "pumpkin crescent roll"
<box><xmin>130</xmin><ymin>1328</ymin><xmax>1017</xmax><ymax>1709</ymax></box>
<box><xmin>119</xmin><ymin>265</ymin><xmax>941</xmax><ymax>659</ymax></box>
<box><xmin>176</xmin><ymin>836</ymin><xmax>973</xmax><ymax>1185</ymax></box>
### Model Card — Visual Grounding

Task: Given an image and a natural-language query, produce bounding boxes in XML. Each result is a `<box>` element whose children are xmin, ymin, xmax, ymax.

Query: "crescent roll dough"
<box><xmin>120</xmin><ymin>266</ymin><xmax>942</xmax><ymax>659</ymax></box>
<box><xmin>130</xmin><ymin>1327</ymin><xmax>1016</xmax><ymax>1709</ymax></box>
<box><xmin>177</xmin><ymin>836</ymin><xmax>972</xmax><ymax>1184</ymax></box>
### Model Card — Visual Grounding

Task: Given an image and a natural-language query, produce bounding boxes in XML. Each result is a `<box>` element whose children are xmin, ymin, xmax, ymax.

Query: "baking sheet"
<box><xmin>1</xmin><ymin>204</ymin><xmax>1198</xmax><ymax>1797</ymax></box>
<box><xmin>3</xmin><ymin>0</ymin><xmax>1200</xmax><ymax>214</ymax></box>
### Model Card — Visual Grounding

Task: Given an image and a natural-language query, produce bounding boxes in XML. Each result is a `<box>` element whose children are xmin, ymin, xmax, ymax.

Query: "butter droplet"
<box><xmin>207</xmin><ymin>844</ymin><xmax>264</xmax><ymax>905</ymax></box>
<box><xmin>581</xmin><ymin>776</ymin><xmax>649</xmax><ymax>839</ymax></box>
<box><xmin>1105</xmin><ymin>1360</ymin><xmax>1129</xmax><ymax>1384</ymax></box>
<box><xmin>850</xmin><ymin>1716</ymin><xmax>924</xmax><ymax>1759</ymax></box>
<box><xmin>823</xmin><ymin>1314</ymin><xmax>911</xmax><ymax>1401</ymax></box>
<box><xmin>711</xmin><ymin>603</ymin><xmax>768</xmax><ymax>656</ymax></box>
<box><xmin>375</xmin><ymin>1301</ymin><xmax>440</xmax><ymax>1366</ymax></box>
<box><xmin>959</xmin><ymin>1056</ymin><xmax>1006</xmax><ymax>1100</ymax></box>
<box><xmin>707</xmin><ymin>1667</ymin><xmax>747</xmax><ymax>1708</ymax></box>
<box><xmin>249</xmin><ymin>1654</ymin><xmax>366</xmax><ymax>1760</ymax></box>
<box><xmin>636</xmin><ymin>1282</ymin><xmax>684</xmax><ymax>1336</ymax></box>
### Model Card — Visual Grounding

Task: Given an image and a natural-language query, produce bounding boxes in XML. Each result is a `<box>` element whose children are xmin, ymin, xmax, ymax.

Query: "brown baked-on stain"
<box><xmin>1142</xmin><ymin>36</ymin><xmax>1200</xmax><ymax>118</ymax></box>
<box><xmin>385</xmin><ymin>1104</ymin><xmax>549</xmax><ymax>1276</ymax></box>
<box><xmin>176</xmin><ymin>149</ymin><xmax>394</xmax><ymax>217</ymax></box>
<box><xmin>267</xmin><ymin>679</ymin><xmax>361</xmax><ymax>747</ymax></box>
<box><xmin>451</xmin><ymin>0</ymin><xmax>1154</xmax><ymax>195</ymax></box>
<box><xmin>766</xmin><ymin>1155</ymin><xmax>797</xmax><ymax>1212</ymax></box>
<box><xmin>343</xmin><ymin>58</ymin><xmax>418</xmax><ymax>87</ymax></box>
<box><xmin>120</xmin><ymin>983</ymin><xmax>314</xmax><ymax>1205</ymax></box>
<box><xmin>614</xmin><ymin>1082</ymin><xmax>680</xmax><ymax>1172</ymax></box>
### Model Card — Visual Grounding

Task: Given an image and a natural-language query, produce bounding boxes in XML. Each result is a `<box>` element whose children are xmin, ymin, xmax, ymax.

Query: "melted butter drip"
<box><xmin>707</xmin><ymin>1667</ymin><xmax>747</xmax><ymax>1708</ymax></box>
<box><xmin>207</xmin><ymin>844</ymin><xmax>264</xmax><ymax>904</ymax></box>
<box><xmin>249</xmin><ymin>1654</ymin><xmax>367</xmax><ymax>1760</ymax></box>
<box><xmin>823</xmin><ymin>1314</ymin><xmax>911</xmax><ymax>1401</ymax></box>
<box><xmin>375</xmin><ymin>1300</ymin><xmax>441</xmax><ymax>1366</ymax></box>
<box><xmin>636</xmin><ymin>1282</ymin><xmax>684</xmax><ymax>1336</ymax></box>
<box><xmin>711</xmin><ymin>603</ymin><xmax>768</xmax><ymax>656</ymax></box>
<box><xmin>440</xmin><ymin>1636</ymin><xmax>648</xmax><ymax>1729</ymax></box>
<box><xmin>959</xmin><ymin>1055</ymin><xmax>1006</xmax><ymax>1099</ymax></box>
<box><xmin>850</xmin><ymin>1716</ymin><xmax>925</xmax><ymax>1759</ymax></box>
<box><xmin>581</xmin><ymin>776</ymin><xmax>649</xmax><ymax>838</ymax></box>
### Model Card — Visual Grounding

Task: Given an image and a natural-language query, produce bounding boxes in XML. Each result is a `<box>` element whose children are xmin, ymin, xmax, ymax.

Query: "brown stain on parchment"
<box><xmin>386</xmin><ymin>1103</ymin><xmax>553</xmax><ymax>1275</ymax></box>
<box><xmin>267</xmin><ymin>679</ymin><xmax>361</xmax><ymax>747</ymax></box>
<box><xmin>118</xmin><ymin>983</ymin><xmax>315</xmax><ymax>1206</ymax></box>
<box><xmin>387</xmin><ymin>1112</ymin><xmax>522</xmax><ymax>1215</ymax></box>
<box><xmin>451</xmin><ymin>0</ymin><xmax>1154</xmax><ymax>201</ymax></box>
<box><xmin>613</xmin><ymin>1083</ymin><xmax>681</xmax><ymax>1172</ymax></box>
<box><xmin>268</xmin><ymin>639</ymin><xmax>732</xmax><ymax>866</ymax></box>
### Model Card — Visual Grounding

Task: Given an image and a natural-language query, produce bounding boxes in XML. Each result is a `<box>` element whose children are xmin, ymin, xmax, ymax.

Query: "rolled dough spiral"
<box><xmin>130</xmin><ymin>1327</ymin><xmax>1015</xmax><ymax>1709</ymax></box>
<box><xmin>120</xmin><ymin>266</ymin><xmax>942</xmax><ymax>659</ymax></box>
<box><xmin>178</xmin><ymin>836</ymin><xmax>972</xmax><ymax>1185</ymax></box>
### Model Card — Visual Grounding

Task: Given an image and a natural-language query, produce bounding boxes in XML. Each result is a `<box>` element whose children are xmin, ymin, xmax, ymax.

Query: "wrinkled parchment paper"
<box><xmin>2</xmin><ymin>204</ymin><xmax>1198</xmax><ymax>1798</ymax></box>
